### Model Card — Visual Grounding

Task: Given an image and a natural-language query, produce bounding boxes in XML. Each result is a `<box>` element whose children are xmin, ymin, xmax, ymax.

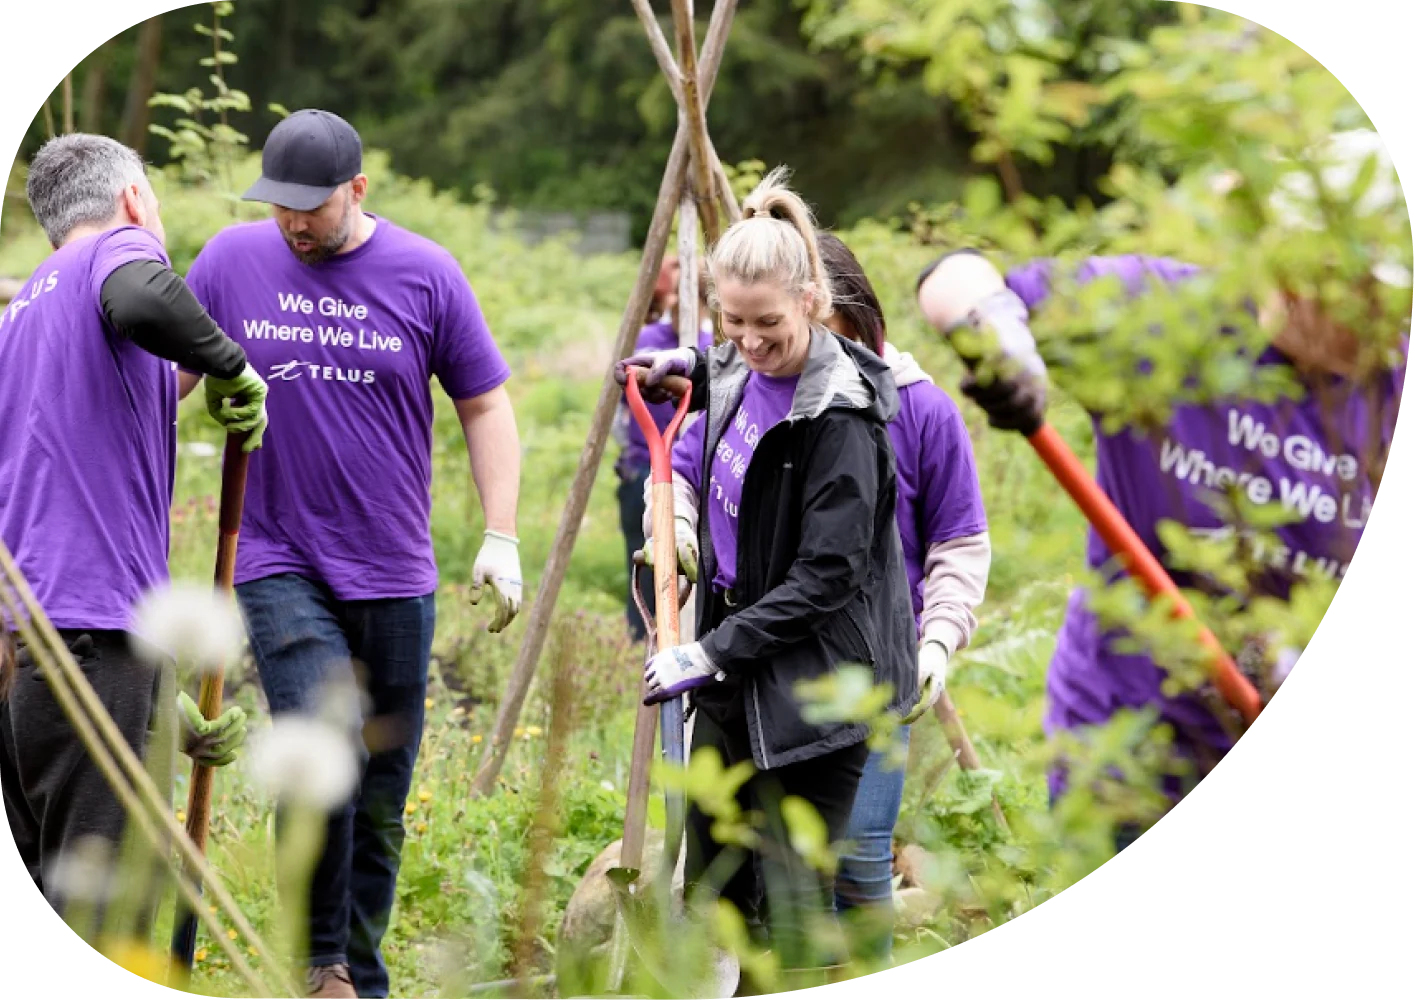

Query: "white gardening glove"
<box><xmin>470</xmin><ymin>530</ymin><xmax>522</xmax><ymax>633</ymax></box>
<box><xmin>614</xmin><ymin>346</ymin><xmax>698</xmax><ymax>404</ymax></box>
<box><xmin>643</xmin><ymin>516</ymin><xmax>699</xmax><ymax>584</ymax></box>
<box><xmin>641</xmin><ymin>472</ymin><xmax>700</xmax><ymax>583</ymax></box>
<box><xmin>643</xmin><ymin>642</ymin><xmax>723</xmax><ymax>705</ymax></box>
<box><xmin>902</xmin><ymin>640</ymin><xmax>948</xmax><ymax>724</ymax></box>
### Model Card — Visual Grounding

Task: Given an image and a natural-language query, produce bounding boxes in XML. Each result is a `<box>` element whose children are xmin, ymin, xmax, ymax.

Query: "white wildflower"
<box><xmin>1273</xmin><ymin>646</ymin><xmax>1301</xmax><ymax>686</ymax></box>
<box><xmin>130</xmin><ymin>583</ymin><xmax>245</xmax><ymax>673</ymax></box>
<box><xmin>45</xmin><ymin>836</ymin><xmax>115</xmax><ymax>904</ymax></box>
<box><xmin>248</xmin><ymin>716</ymin><xmax>359</xmax><ymax>810</ymax></box>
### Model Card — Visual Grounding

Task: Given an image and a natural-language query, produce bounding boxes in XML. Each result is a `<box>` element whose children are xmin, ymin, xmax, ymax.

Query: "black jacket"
<box><xmin>687</xmin><ymin>328</ymin><xmax>919</xmax><ymax>769</ymax></box>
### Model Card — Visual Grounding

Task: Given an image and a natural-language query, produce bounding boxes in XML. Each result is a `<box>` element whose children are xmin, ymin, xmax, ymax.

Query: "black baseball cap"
<box><xmin>243</xmin><ymin>109</ymin><xmax>363</xmax><ymax>211</ymax></box>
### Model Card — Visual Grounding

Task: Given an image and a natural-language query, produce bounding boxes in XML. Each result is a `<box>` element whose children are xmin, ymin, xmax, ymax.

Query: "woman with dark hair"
<box><xmin>816</xmin><ymin>232</ymin><xmax>991</xmax><ymax>964</ymax></box>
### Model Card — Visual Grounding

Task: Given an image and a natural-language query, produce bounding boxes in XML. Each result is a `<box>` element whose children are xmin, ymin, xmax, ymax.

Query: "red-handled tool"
<box><xmin>618</xmin><ymin>370</ymin><xmax>694</xmax><ymax>883</ymax></box>
<box><xmin>1026</xmin><ymin>423</ymin><xmax>1262</xmax><ymax>725</ymax></box>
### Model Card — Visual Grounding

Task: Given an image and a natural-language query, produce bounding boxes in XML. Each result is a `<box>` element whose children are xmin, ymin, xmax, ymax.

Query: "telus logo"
<box><xmin>267</xmin><ymin>361</ymin><xmax>376</xmax><ymax>385</ymax></box>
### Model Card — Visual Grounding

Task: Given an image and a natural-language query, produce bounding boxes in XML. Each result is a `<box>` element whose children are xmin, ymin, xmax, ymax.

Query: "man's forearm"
<box><xmin>457</xmin><ymin>386</ymin><xmax>520</xmax><ymax>535</ymax></box>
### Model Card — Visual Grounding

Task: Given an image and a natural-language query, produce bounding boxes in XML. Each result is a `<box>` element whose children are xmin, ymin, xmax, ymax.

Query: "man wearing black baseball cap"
<box><xmin>242</xmin><ymin>109</ymin><xmax>374</xmax><ymax>266</ymax></box>
<box><xmin>182</xmin><ymin>108</ymin><xmax>524</xmax><ymax>998</ymax></box>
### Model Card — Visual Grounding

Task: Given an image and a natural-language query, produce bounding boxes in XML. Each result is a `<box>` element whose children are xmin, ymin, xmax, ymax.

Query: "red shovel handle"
<box><xmin>624</xmin><ymin>368</ymin><xmax>693</xmax><ymax>484</ymax></box>
<box><xmin>624</xmin><ymin>369</ymin><xmax>692</xmax><ymax>652</ymax></box>
<box><xmin>1027</xmin><ymin>423</ymin><xmax>1263</xmax><ymax>726</ymax></box>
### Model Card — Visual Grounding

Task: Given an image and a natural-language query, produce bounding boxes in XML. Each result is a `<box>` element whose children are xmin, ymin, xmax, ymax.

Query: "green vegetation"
<box><xmin>2</xmin><ymin>2</ymin><xmax>1407</xmax><ymax>996</ymax></box>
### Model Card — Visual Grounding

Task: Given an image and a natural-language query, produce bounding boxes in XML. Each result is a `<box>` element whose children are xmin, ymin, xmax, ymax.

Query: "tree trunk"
<box><xmin>62</xmin><ymin>76</ymin><xmax>74</xmax><ymax>135</ymax></box>
<box><xmin>120</xmin><ymin>16</ymin><xmax>164</xmax><ymax>155</ymax></box>
<box><xmin>80</xmin><ymin>41</ymin><xmax>113</xmax><ymax>135</ymax></box>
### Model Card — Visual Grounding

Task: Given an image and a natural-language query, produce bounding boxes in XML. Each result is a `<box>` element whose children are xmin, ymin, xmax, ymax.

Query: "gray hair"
<box><xmin>25</xmin><ymin>134</ymin><xmax>150</xmax><ymax>247</ymax></box>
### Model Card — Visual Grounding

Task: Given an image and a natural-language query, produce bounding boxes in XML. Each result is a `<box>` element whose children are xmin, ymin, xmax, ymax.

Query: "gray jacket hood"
<box><xmin>705</xmin><ymin>327</ymin><xmax>900</xmax><ymax>443</ymax></box>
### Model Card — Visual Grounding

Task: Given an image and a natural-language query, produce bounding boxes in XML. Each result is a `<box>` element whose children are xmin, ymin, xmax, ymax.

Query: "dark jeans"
<box><xmin>1</xmin><ymin>629</ymin><xmax>172</xmax><ymax>939</ymax></box>
<box><xmin>685</xmin><ymin>710</ymin><xmax>868</xmax><ymax>976</ymax></box>
<box><xmin>238</xmin><ymin>574</ymin><xmax>435</xmax><ymax>1000</ymax></box>
<box><xmin>617</xmin><ymin>466</ymin><xmax>654</xmax><ymax>641</ymax></box>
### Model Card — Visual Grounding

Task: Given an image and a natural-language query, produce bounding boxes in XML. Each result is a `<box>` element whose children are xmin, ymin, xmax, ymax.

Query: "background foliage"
<box><xmin>1</xmin><ymin>1</ymin><xmax>1408</xmax><ymax>996</ymax></box>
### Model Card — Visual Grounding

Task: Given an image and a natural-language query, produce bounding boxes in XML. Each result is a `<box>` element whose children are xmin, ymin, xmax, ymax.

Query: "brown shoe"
<box><xmin>307</xmin><ymin>963</ymin><xmax>357</xmax><ymax>999</ymax></box>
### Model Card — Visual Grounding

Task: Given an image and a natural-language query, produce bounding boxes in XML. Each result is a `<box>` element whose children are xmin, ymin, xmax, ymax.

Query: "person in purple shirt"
<box><xmin>816</xmin><ymin>233</ymin><xmax>991</xmax><ymax>965</ymax></box>
<box><xmin>613</xmin><ymin>258</ymin><xmax>714</xmax><ymax>640</ymax></box>
<box><xmin>0</xmin><ymin>134</ymin><xmax>264</xmax><ymax>936</ymax></box>
<box><xmin>181</xmin><ymin>109</ymin><xmax>522</xmax><ymax>1000</ymax></box>
<box><xmin>614</xmin><ymin>169</ymin><xmax>918</xmax><ymax>987</ymax></box>
<box><xmin>915</xmin><ymin>132</ymin><xmax>1406</xmax><ymax>851</ymax></box>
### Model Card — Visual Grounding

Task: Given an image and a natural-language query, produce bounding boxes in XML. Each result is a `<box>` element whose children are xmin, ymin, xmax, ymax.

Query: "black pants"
<box><xmin>1</xmin><ymin>629</ymin><xmax>172</xmax><ymax>938</ymax></box>
<box><xmin>617</xmin><ymin>466</ymin><xmax>654</xmax><ymax>641</ymax></box>
<box><xmin>685</xmin><ymin>709</ymin><xmax>869</xmax><ymax>975</ymax></box>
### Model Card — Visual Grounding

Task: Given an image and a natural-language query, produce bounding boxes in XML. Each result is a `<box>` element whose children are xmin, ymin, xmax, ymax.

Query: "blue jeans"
<box><xmin>834</xmin><ymin>726</ymin><xmax>909</xmax><ymax>964</ymax></box>
<box><xmin>237</xmin><ymin>574</ymin><xmax>436</xmax><ymax>999</ymax></box>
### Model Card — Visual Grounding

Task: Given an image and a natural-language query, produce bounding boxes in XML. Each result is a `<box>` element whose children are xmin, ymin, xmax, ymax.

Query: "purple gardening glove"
<box><xmin>614</xmin><ymin>347</ymin><xmax>696</xmax><ymax>404</ymax></box>
<box><xmin>643</xmin><ymin>642</ymin><xmax>723</xmax><ymax>705</ymax></box>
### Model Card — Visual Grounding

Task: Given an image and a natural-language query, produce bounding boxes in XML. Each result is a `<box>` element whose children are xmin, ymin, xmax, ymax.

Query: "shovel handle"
<box><xmin>1026</xmin><ymin>423</ymin><xmax>1262</xmax><ymax>726</ymax></box>
<box><xmin>624</xmin><ymin>371</ymin><xmax>692</xmax><ymax>651</ymax></box>
<box><xmin>171</xmin><ymin>431</ymin><xmax>249</xmax><ymax>974</ymax></box>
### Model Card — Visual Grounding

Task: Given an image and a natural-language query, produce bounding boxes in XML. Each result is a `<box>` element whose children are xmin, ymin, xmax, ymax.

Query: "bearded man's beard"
<box><xmin>283</xmin><ymin>203</ymin><xmax>357</xmax><ymax>265</ymax></box>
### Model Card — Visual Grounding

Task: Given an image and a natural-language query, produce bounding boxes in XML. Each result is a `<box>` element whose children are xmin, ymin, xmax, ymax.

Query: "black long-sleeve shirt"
<box><xmin>100</xmin><ymin>259</ymin><xmax>246</xmax><ymax>380</ymax></box>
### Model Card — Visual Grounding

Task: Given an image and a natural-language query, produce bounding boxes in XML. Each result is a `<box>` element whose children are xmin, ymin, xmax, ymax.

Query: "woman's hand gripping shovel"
<box><xmin>169</xmin><ymin>432</ymin><xmax>250</xmax><ymax>977</ymax></box>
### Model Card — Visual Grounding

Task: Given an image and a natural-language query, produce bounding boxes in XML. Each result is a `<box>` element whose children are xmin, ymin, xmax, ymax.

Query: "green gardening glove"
<box><xmin>178</xmin><ymin>691</ymin><xmax>248</xmax><ymax>768</ymax></box>
<box><xmin>204</xmin><ymin>363</ymin><xmax>269</xmax><ymax>453</ymax></box>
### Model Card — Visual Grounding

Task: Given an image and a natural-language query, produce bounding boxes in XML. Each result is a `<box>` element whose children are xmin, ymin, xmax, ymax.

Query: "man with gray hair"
<box><xmin>0</xmin><ymin>133</ymin><xmax>266</xmax><ymax>933</ymax></box>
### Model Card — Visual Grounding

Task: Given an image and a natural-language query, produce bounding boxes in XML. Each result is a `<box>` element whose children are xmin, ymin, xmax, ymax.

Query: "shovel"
<box><xmin>605</xmin><ymin>368</ymin><xmax>695</xmax><ymax>993</ymax></box>
<box><xmin>620</xmin><ymin>368</ymin><xmax>694</xmax><ymax>880</ymax></box>
<box><xmin>169</xmin><ymin>431</ymin><xmax>250</xmax><ymax>976</ymax></box>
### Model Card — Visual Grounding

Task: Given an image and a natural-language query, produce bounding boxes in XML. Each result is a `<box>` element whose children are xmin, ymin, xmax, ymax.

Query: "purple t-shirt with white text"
<box><xmin>673</xmin><ymin>371</ymin><xmax>799</xmax><ymax>591</ymax></box>
<box><xmin>186</xmin><ymin>217</ymin><xmax>511</xmax><ymax>600</ymax></box>
<box><xmin>1006</xmin><ymin>255</ymin><xmax>1405</xmax><ymax>756</ymax></box>
<box><xmin>619</xmin><ymin>320</ymin><xmax>715</xmax><ymax>474</ymax></box>
<box><xmin>889</xmin><ymin>382</ymin><xmax>988</xmax><ymax>623</ymax></box>
<box><xmin>0</xmin><ymin>227</ymin><xmax>176</xmax><ymax>630</ymax></box>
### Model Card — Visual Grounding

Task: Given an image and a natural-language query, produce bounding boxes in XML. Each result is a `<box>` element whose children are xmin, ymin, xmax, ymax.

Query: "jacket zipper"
<box><xmin>750</xmin><ymin>678</ymin><xmax>771</xmax><ymax>770</ymax></box>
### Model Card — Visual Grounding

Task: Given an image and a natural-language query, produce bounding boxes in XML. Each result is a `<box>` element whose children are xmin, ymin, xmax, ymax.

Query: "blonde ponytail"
<box><xmin>707</xmin><ymin>166</ymin><xmax>832</xmax><ymax>322</ymax></box>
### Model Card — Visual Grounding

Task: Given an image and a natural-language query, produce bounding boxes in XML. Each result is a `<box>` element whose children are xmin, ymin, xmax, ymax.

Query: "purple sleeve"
<box><xmin>672</xmin><ymin>414</ymin><xmax>705</xmax><ymax>493</ymax></box>
<box><xmin>431</xmin><ymin>256</ymin><xmax>512</xmax><ymax>400</ymax></box>
<box><xmin>1004</xmin><ymin>254</ymin><xmax>1202</xmax><ymax>312</ymax></box>
<box><xmin>88</xmin><ymin>226</ymin><xmax>170</xmax><ymax>306</ymax></box>
<box><xmin>915</xmin><ymin>387</ymin><xmax>989</xmax><ymax>543</ymax></box>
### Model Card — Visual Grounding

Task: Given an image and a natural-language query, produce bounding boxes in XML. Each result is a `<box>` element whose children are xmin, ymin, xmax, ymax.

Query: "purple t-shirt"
<box><xmin>673</xmin><ymin>371</ymin><xmax>800</xmax><ymax>590</ymax></box>
<box><xmin>619</xmin><ymin>320</ymin><xmax>715</xmax><ymax>474</ymax></box>
<box><xmin>186</xmin><ymin>217</ymin><xmax>511</xmax><ymax>600</ymax></box>
<box><xmin>1006</xmin><ymin>255</ymin><xmax>1405</xmax><ymax>755</ymax></box>
<box><xmin>889</xmin><ymin>382</ymin><xmax>989</xmax><ymax>623</ymax></box>
<box><xmin>0</xmin><ymin>226</ymin><xmax>176</xmax><ymax>630</ymax></box>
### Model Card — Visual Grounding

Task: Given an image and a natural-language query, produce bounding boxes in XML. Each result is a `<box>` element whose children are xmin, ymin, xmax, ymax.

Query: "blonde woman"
<box><xmin>615</xmin><ymin>169</ymin><xmax>917</xmax><ymax>979</ymax></box>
